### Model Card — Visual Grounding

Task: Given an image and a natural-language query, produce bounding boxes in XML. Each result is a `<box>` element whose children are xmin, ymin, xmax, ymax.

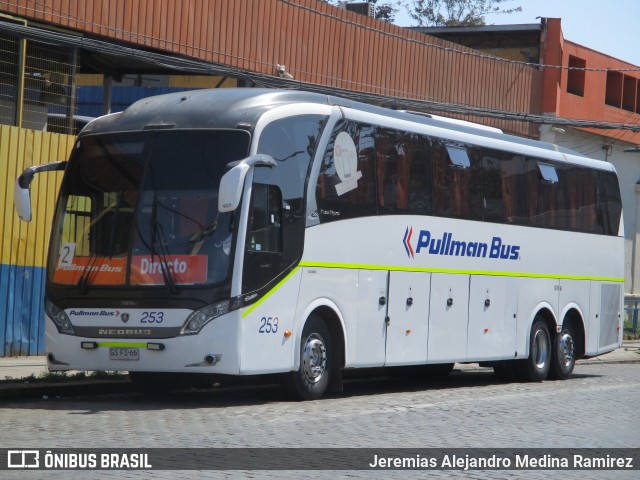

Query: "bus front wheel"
<box><xmin>285</xmin><ymin>315</ymin><xmax>332</xmax><ymax>400</ymax></box>
<box><xmin>516</xmin><ymin>318</ymin><xmax>551</xmax><ymax>382</ymax></box>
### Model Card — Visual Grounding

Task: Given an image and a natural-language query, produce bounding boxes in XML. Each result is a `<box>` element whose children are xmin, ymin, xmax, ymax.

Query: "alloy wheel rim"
<box><xmin>302</xmin><ymin>333</ymin><xmax>327</xmax><ymax>383</ymax></box>
<box><xmin>559</xmin><ymin>331</ymin><xmax>575</xmax><ymax>368</ymax></box>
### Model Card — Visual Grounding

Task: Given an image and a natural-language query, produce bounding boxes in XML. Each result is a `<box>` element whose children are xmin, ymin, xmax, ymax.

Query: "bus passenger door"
<box><xmin>427</xmin><ymin>274</ymin><xmax>470</xmax><ymax>363</ymax></box>
<box><xmin>355</xmin><ymin>270</ymin><xmax>388</xmax><ymax>367</ymax></box>
<box><xmin>385</xmin><ymin>271</ymin><xmax>430</xmax><ymax>366</ymax></box>
<box><xmin>467</xmin><ymin>276</ymin><xmax>517</xmax><ymax>361</ymax></box>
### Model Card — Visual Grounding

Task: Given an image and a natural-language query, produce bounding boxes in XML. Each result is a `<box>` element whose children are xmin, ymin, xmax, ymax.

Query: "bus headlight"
<box><xmin>45</xmin><ymin>300</ymin><xmax>75</xmax><ymax>335</ymax></box>
<box><xmin>180</xmin><ymin>300</ymin><xmax>230</xmax><ymax>335</ymax></box>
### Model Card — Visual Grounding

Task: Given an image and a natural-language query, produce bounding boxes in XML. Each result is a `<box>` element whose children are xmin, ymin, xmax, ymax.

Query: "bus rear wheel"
<box><xmin>516</xmin><ymin>318</ymin><xmax>551</xmax><ymax>382</ymax></box>
<box><xmin>285</xmin><ymin>315</ymin><xmax>332</xmax><ymax>400</ymax></box>
<box><xmin>549</xmin><ymin>323</ymin><xmax>576</xmax><ymax>380</ymax></box>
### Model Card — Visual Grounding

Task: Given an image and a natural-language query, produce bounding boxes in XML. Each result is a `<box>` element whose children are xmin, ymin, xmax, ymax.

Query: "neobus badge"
<box><xmin>403</xmin><ymin>227</ymin><xmax>520</xmax><ymax>260</ymax></box>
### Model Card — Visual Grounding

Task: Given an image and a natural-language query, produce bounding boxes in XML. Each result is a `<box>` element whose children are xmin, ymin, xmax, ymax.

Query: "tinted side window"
<box><xmin>246</xmin><ymin>114</ymin><xmax>326</xmax><ymax>294</ymax></box>
<box><xmin>482</xmin><ymin>151</ymin><xmax>528</xmax><ymax>225</ymax></box>
<box><xmin>432</xmin><ymin>141</ymin><xmax>483</xmax><ymax>220</ymax></box>
<box><xmin>598</xmin><ymin>171</ymin><xmax>623</xmax><ymax>235</ymax></box>
<box><xmin>376</xmin><ymin>129</ymin><xmax>432</xmax><ymax>215</ymax></box>
<box><xmin>246</xmin><ymin>184</ymin><xmax>283</xmax><ymax>254</ymax></box>
<box><xmin>563</xmin><ymin>166</ymin><xmax>601</xmax><ymax>234</ymax></box>
<box><xmin>243</xmin><ymin>184</ymin><xmax>284</xmax><ymax>293</ymax></box>
<box><xmin>483</xmin><ymin>152</ymin><xmax>616</xmax><ymax>236</ymax></box>
<box><xmin>525</xmin><ymin>159</ymin><xmax>568</xmax><ymax>229</ymax></box>
<box><xmin>316</xmin><ymin>120</ymin><xmax>377</xmax><ymax>222</ymax></box>
<box><xmin>256</xmin><ymin>115</ymin><xmax>326</xmax><ymax>206</ymax></box>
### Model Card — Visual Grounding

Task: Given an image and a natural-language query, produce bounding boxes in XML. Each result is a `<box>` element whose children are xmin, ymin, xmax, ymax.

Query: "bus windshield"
<box><xmin>49</xmin><ymin>129</ymin><xmax>250</xmax><ymax>289</ymax></box>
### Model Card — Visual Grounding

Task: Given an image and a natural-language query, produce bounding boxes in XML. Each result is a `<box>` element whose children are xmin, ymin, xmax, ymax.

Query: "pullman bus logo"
<box><xmin>403</xmin><ymin>227</ymin><xmax>415</xmax><ymax>259</ymax></box>
<box><xmin>403</xmin><ymin>227</ymin><xmax>520</xmax><ymax>261</ymax></box>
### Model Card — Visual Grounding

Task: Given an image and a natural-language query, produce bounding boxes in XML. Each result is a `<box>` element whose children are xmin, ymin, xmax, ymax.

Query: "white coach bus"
<box><xmin>15</xmin><ymin>89</ymin><xmax>624</xmax><ymax>399</ymax></box>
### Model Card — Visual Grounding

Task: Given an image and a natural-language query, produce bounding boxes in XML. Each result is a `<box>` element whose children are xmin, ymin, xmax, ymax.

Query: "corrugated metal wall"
<box><xmin>0</xmin><ymin>125</ymin><xmax>73</xmax><ymax>356</ymax></box>
<box><xmin>0</xmin><ymin>0</ymin><xmax>542</xmax><ymax>136</ymax></box>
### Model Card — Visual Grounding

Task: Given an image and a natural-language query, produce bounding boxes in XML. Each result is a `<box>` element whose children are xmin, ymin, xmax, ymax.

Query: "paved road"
<box><xmin>1</xmin><ymin>362</ymin><xmax>638</xmax><ymax>479</ymax></box>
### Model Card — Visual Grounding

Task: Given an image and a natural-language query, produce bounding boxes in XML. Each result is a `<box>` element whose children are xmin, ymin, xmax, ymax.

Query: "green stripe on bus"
<box><xmin>297</xmin><ymin>261</ymin><xmax>624</xmax><ymax>283</ymax></box>
<box><xmin>97</xmin><ymin>342</ymin><xmax>148</xmax><ymax>348</ymax></box>
<box><xmin>242</xmin><ymin>267</ymin><xmax>301</xmax><ymax>318</ymax></box>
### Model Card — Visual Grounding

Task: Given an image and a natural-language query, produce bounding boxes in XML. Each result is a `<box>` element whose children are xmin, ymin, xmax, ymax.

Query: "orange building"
<box><xmin>540</xmin><ymin>19</ymin><xmax>640</xmax><ymax>146</ymax></box>
<box><xmin>540</xmin><ymin>19</ymin><xmax>639</xmax><ymax>297</ymax></box>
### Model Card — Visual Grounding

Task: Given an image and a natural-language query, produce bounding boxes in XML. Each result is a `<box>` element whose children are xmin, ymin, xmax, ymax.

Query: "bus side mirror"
<box><xmin>14</xmin><ymin>177</ymin><xmax>33</xmax><ymax>222</ymax></box>
<box><xmin>218</xmin><ymin>155</ymin><xmax>277</xmax><ymax>213</ymax></box>
<box><xmin>218</xmin><ymin>163</ymin><xmax>250</xmax><ymax>213</ymax></box>
<box><xmin>14</xmin><ymin>161</ymin><xmax>67</xmax><ymax>222</ymax></box>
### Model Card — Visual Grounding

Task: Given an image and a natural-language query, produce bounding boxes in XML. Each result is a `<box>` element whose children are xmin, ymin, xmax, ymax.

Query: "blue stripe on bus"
<box><xmin>0</xmin><ymin>264</ymin><xmax>46</xmax><ymax>357</ymax></box>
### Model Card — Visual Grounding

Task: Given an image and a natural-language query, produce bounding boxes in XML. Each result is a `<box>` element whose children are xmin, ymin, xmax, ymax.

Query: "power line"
<box><xmin>280</xmin><ymin>0</ymin><xmax>640</xmax><ymax>72</ymax></box>
<box><xmin>1</xmin><ymin>4</ymin><xmax>639</xmax><ymax>133</ymax></box>
<box><xmin>9</xmin><ymin>0</ymin><xmax>640</xmax><ymax>74</ymax></box>
<box><xmin>247</xmin><ymin>72</ymin><xmax>640</xmax><ymax>131</ymax></box>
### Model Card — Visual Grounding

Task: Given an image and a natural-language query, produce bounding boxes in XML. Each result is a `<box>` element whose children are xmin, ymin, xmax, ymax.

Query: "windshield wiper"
<box><xmin>150</xmin><ymin>190</ymin><xmax>179</xmax><ymax>295</ymax></box>
<box><xmin>107</xmin><ymin>190</ymin><xmax>124</xmax><ymax>259</ymax></box>
<box><xmin>77</xmin><ymin>191</ymin><xmax>125</xmax><ymax>294</ymax></box>
<box><xmin>77</xmin><ymin>252</ymin><xmax>100</xmax><ymax>294</ymax></box>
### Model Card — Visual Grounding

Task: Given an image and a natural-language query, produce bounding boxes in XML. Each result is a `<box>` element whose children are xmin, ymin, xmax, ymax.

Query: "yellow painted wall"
<box><xmin>167</xmin><ymin>76</ymin><xmax>237</xmax><ymax>88</ymax></box>
<box><xmin>0</xmin><ymin>125</ymin><xmax>75</xmax><ymax>268</ymax></box>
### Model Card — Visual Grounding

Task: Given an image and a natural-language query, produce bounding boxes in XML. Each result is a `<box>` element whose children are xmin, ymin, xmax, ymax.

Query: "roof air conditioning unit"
<box><xmin>338</xmin><ymin>1</ymin><xmax>375</xmax><ymax>18</ymax></box>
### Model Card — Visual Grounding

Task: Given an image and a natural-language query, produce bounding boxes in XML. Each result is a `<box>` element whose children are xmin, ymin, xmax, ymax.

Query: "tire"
<box><xmin>548</xmin><ymin>322</ymin><xmax>576</xmax><ymax>380</ymax></box>
<box><xmin>515</xmin><ymin>318</ymin><xmax>551</xmax><ymax>382</ymax></box>
<box><xmin>285</xmin><ymin>315</ymin><xmax>332</xmax><ymax>400</ymax></box>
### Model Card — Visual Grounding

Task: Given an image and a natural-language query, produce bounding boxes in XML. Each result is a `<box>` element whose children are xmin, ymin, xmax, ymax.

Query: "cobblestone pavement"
<box><xmin>1</xmin><ymin>362</ymin><xmax>638</xmax><ymax>479</ymax></box>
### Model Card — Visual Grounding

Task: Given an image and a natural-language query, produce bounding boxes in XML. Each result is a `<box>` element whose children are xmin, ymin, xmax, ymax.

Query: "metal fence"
<box><xmin>0</xmin><ymin>30</ymin><xmax>77</xmax><ymax>135</ymax></box>
<box><xmin>625</xmin><ymin>296</ymin><xmax>640</xmax><ymax>338</ymax></box>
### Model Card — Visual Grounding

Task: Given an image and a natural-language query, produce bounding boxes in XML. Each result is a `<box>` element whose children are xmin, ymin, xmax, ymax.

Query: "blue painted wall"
<box><xmin>76</xmin><ymin>86</ymin><xmax>200</xmax><ymax>117</ymax></box>
<box><xmin>0</xmin><ymin>265</ymin><xmax>46</xmax><ymax>356</ymax></box>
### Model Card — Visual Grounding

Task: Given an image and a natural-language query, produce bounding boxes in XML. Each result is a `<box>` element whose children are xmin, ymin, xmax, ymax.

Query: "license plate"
<box><xmin>109</xmin><ymin>347</ymin><xmax>139</xmax><ymax>361</ymax></box>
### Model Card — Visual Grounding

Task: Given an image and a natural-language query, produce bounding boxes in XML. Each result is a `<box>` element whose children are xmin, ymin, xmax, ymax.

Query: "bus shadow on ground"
<box><xmin>2</xmin><ymin>367</ymin><xmax>602</xmax><ymax>413</ymax></box>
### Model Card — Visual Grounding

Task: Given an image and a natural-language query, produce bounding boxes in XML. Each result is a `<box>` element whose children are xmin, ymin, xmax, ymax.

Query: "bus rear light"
<box><xmin>147</xmin><ymin>343</ymin><xmax>165</xmax><ymax>351</ymax></box>
<box><xmin>81</xmin><ymin>342</ymin><xmax>98</xmax><ymax>349</ymax></box>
